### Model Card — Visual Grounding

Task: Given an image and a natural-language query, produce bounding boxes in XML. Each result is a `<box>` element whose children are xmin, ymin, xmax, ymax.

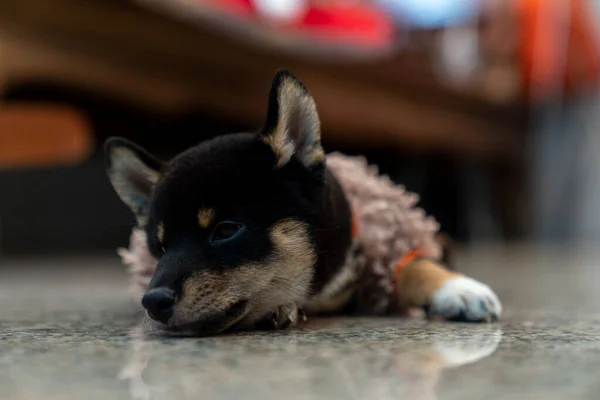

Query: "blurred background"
<box><xmin>0</xmin><ymin>0</ymin><xmax>598</xmax><ymax>256</ymax></box>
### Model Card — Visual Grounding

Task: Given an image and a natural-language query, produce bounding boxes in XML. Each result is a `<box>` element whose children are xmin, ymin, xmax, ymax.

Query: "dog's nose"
<box><xmin>142</xmin><ymin>287</ymin><xmax>176</xmax><ymax>324</ymax></box>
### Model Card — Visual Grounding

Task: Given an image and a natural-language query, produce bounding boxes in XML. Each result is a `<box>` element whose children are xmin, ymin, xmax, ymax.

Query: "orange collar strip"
<box><xmin>393</xmin><ymin>250</ymin><xmax>422</xmax><ymax>284</ymax></box>
<box><xmin>351</xmin><ymin>213</ymin><xmax>360</xmax><ymax>239</ymax></box>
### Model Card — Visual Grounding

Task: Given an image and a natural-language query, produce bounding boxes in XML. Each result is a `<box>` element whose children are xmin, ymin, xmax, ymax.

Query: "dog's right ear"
<box><xmin>104</xmin><ymin>137</ymin><xmax>162</xmax><ymax>227</ymax></box>
<box><xmin>259</xmin><ymin>70</ymin><xmax>324</xmax><ymax>169</ymax></box>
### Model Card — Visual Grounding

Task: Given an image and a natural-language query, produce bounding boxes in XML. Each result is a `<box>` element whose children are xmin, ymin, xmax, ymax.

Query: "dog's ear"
<box><xmin>260</xmin><ymin>70</ymin><xmax>325</xmax><ymax>168</ymax></box>
<box><xmin>104</xmin><ymin>137</ymin><xmax>162</xmax><ymax>226</ymax></box>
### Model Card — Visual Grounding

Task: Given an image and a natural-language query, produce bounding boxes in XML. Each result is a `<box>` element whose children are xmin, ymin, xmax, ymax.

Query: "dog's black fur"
<box><xmin>106</xmin><ymin>70</ymin><xmax>353</xmax><ymax>333</ymax></box>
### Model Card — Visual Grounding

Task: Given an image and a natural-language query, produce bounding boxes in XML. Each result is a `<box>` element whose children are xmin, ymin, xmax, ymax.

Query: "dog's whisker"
<box><xmin>270</xmin><ymin>277</ymin><xmax>305</xmax><ymax>298</ymax></box>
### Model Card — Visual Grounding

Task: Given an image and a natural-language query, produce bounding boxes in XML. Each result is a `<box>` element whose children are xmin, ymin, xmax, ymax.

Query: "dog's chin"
<box><xmin>148</xmin><ymin>300</ymin><xmax>251</xmax><ymax>337</ymax></box>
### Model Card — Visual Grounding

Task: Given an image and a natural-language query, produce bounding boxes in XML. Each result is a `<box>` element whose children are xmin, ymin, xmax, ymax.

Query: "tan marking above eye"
<box><xmin>157</xmin><ymin>222</ymin><xmax>165</xmax><ymax>243</ymax></box>
<box><xmin>198</xmin><ymin>208</ymin><xmax>216</xmax><ymax>228</ymax></box>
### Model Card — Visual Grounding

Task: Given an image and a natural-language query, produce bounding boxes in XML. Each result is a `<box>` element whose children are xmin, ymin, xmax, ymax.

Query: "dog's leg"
<box><xmin>395</xmin><ymin>258</ymin><xmax>501</xmax><ymax>322</ymax></box>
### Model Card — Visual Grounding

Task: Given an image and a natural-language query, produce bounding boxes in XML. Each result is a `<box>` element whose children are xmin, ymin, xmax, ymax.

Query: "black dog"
<box><xmin>106</xmin><ymin>70</ymin><xmax>501</xmax><ymax>335</ymax></box>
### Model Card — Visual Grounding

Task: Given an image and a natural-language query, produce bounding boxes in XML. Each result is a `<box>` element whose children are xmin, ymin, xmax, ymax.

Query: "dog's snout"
<box><xmin>142</xmin><ymin>287</ymin><xmax>176</xmax><ymax>324</ymax></box>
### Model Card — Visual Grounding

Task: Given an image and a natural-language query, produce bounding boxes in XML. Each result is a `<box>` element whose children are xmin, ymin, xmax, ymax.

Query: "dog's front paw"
<box><xmin>255</xmin><ymin>304</ymin><xmax>304</xmax><ymax>330</ymax></box>
<box><xmin>273</xmin><ymin>303</ymin><xmax>300</xmax><ymax>329</ymax></box>
<box><xmin>429</xmin><ymin>276</ymin><xmax>501</xmax><ymax>322</ymax></box>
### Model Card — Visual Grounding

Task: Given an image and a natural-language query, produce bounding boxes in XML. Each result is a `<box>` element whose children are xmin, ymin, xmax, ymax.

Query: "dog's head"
<box><xmin>106</xmin><ymin>70</ymin><xmax>326</xmax><ymax>334</ymax></box>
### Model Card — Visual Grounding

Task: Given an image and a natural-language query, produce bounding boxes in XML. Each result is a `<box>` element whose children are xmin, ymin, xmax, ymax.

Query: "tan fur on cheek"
<box><xmin>170</xmin><ymin>265</ymin><xmax>272</xmax><ymax>327</ymax></box>
<box><xmin>239</xmin><ymin>219</ymin><xmax>316</xmax><ymax>325</ymax></box>
<box><xmin>197</xmin><ymin>208</ymin><xmax>215</xmax><ymax>228</ymax></box>
<box><xmin>395</xmin><ymin>259</ymin><xmax>459</xmax><ymax>309</ymax></box>
<box><xmin>169</xmin><ymin>219</ymin><xmax>316</xmax><ymax>329</ymax></box>
<box><xmin>269</xmin><ymin>220</ymin><xmax>316</xmax><ymax>288</ymax></box>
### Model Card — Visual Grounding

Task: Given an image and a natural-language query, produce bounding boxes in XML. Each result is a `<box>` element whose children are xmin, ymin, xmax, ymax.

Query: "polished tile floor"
<box><xmin>1</xmin><ymin>245</ymin><xmax>600</xmax><ymax>400</ymax></box>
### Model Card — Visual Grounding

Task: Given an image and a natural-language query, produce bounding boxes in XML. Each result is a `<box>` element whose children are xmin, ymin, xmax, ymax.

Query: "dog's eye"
<box><xmin>210</xmin><ymin>222</ymin><xmax>243</xmax><ymax>243</ymax></box>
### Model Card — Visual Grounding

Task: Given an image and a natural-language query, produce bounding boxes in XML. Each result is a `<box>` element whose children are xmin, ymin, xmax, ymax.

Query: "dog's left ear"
<box><xmin>104</xmin><ymin>137</ymin><xmax>163</xmax><ymax>227</ymax></box>
<box><xmin>260</xmin><ymin>70</ymin><xmax>325</xmax><ymax>168</ymax></box>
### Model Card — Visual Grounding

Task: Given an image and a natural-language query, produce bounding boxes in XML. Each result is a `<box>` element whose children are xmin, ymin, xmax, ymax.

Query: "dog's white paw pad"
<box><xmin>430</xmin><ymin>276</ymin><xmax>502</xmax><ymax>322</ymax></box>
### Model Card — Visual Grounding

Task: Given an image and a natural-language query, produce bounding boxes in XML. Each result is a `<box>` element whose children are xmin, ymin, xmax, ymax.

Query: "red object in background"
<box><xmin>199</xmin><ymin>0</ymin><xmax>254</xmax><ymax>17</ymax></box>
<box><xmin>300</xmin><ymin>3</ymin><xmax>393</xmax><ymax>47</ymax></box>
<box><xmin>517</xmin><ymin>0</ymin><xmax>600</xmax><ymax>99</ymax></box>
<box><xmin>193</xmin><ymin>0</ymin><xmax>394</xmax><ymax>48</ymax></box>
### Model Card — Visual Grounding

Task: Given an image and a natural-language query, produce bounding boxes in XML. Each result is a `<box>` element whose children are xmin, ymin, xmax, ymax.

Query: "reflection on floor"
<box><xmin>1</xmin><ymin>245</ymin><xmax>599</xmax><ymax>400</ymax></box>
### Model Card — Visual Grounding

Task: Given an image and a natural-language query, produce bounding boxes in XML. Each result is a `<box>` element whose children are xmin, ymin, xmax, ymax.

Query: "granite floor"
<box><xmin>1</xmin><ymin>244</ymin><xmax>600</xmax><ymax>400</ymax></box>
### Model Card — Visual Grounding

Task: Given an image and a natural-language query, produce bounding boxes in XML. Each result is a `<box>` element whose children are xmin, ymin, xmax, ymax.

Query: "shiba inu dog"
<box><xmin>105</xmin><ymin>70</ymin><xmax>501</xmax><ymax>335</ymax></box>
